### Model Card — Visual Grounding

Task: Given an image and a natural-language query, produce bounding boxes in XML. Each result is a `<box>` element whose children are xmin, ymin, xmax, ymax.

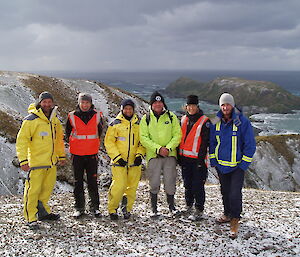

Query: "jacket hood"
<box><xmin>213</xmin><ymin>107</ymin><xmax>243</xmax><ymax>126</ymax></box>
<box><xmin>116</xmin><ymin>111</ymin><xmax>139</xmax><ymax>124</ymax></box>
<box><xmin>28</xmin><ymin>103</ymin><xmax>58</xmax><ymax>121</ymax></box>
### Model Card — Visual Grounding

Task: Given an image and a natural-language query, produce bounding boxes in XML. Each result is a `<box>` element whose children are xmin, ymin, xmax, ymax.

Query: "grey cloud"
<box><xmin>0</xmin><ymin>0</ymin><xmax>300</xmax><ymax>71</ymax></box>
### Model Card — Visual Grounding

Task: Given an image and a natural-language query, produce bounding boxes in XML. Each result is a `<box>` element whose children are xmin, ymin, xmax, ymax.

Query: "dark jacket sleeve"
<box><xmin>98</xmin><ymin>115</ymin><xmax>104</xmax><ymax>137</ymax></box>
<box><xmin>65</xmin><ymin>118</ymin><xmax>72</xmax><ymax>143</ymax></box>
<box><xmin>198</xmin><ymin>120</ymin><xmax>210</xmax><ymax>161</ymax></box>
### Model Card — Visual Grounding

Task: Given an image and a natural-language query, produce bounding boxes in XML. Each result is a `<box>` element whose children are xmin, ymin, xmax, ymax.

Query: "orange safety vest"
<box><xmin>68</xmin><ymin>110</ymin><xmax>102</xmax><ymax>155</ymax></box>
<box><xmin>179</xmin><ymin>114</ymin><xmax>209</xmax><ymax>159</ymax></box>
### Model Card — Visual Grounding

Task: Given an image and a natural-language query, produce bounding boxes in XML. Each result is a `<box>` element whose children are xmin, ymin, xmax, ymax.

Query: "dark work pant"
<box><xmin>72</xmin><ymin>154</ymin><xmax>100</xmax><ymax>211</ymax></box>
<box><xmin>217</xmin><ymin>167</ymin><xmax>245</xmax><ymax>219</ymax></box>
<box><xmin>181</xmin><ymin>160</ymin><xmax>208</xmax><ymax>211</ymax></box>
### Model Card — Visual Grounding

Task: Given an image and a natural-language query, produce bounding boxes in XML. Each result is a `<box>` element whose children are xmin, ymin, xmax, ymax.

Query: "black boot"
<box><xmin>150</xmin><ymin>193</ymin><xmax>158</xmax><ymax>216</ymax></box>
<box><xmin>167</xmin><ymin>194</ymin><xmax>180</xmax><ymax>216</ymax></box>
<box><xmin>121</xmin><ymin>196</ymin><xmax>131</xmax><ymax>219</ymax></box>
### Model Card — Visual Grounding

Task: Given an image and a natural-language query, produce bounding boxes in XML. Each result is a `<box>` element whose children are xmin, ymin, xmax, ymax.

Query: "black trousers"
<box><xmin>181</xmin><ymin>159</ymin><xmax>208</xmax><ymax>211</ymax></box>
<box><xmin>217</xmin><ymin>167</ymin><xmax>244</xmax><ymax>219</ymax></box>
<box><xmin>72</xmin><ymin>154</ymin><xmax>100</xmax><ymax>211</ymax></box>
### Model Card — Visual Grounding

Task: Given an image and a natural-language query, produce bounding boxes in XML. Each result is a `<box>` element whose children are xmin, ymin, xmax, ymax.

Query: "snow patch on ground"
<box><xmin>0</xmin><ymin>183</ymin><xmax>299</xmax><ymax>256</ymax></box>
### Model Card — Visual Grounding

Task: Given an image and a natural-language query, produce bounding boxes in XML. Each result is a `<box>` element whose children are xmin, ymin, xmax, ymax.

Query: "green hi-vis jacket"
<box><xmin>140</xmin><ymin>109</ymin><xmax>182</xmax><ymax>163</ymax></box>
<box><xmin>16</xmin><ymin>103</ymin><xmax>66</xmax><ymax>169</ymax></box>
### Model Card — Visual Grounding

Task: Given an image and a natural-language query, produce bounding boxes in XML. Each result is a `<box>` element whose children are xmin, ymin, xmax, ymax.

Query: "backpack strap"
<box><xmin>146</xmin><ymin>111</ymin><xmax>173</xmax><ymax>126</ymax></box>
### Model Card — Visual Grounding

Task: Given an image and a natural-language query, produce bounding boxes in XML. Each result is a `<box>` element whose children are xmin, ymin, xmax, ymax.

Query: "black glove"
<box><xmin>134</xmin><ymin>156</ymin><xmax>142</xmax><ymax>166</ymax></box>
<box><xmin>117</xmin><ymin>158</ymin><xmax>127</xmax><ymax>167</ymax></box>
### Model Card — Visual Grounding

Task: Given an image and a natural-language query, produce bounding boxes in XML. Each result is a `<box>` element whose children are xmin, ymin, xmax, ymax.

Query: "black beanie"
<box><xmin>38</xmin><ymin>92</ymin><xmax>54</xmax><ymax>103</ymax></box>
<box><xmin>150</xmin><ymin>91</ymin><xmax>167</xmax><ymax>108</ymax></box>
<box><xmin>186</xmin><ymin>95</ymin><xmax>199</xmax><ymax>105</ymax></box>
<box><xmin>120</xmin><ymin>99</ymin><xmax>135</xmax><ymax>110</ymax></box>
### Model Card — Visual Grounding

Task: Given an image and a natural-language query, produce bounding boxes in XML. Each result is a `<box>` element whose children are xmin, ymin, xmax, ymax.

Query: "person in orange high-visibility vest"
<box><xmin>66</xmin><ymin>93</ymin><xmax>103</xmax><ymax>218</ymax></box>
<box><xmin>178</xmin><ymin>95</ymin><xmax>210</xmax><ymax>221</ymax></box>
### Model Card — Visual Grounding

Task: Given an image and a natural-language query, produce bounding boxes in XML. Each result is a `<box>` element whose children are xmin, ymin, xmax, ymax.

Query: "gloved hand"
<box><xmin>117</xmin><ymin>158</ymin><xmax>127</xmax><ymax>167</ymax></box>
<box><xmin>134</xmin><ymin>156</ymin><xmax>142</xmax><ymax>166</ymax></box>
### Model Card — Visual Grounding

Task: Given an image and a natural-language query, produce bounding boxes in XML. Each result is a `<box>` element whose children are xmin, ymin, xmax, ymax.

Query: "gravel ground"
<box><xmin>0</xmin><ymin>182</ymin><xmax>299</xmax><ymax>256</ymax></box>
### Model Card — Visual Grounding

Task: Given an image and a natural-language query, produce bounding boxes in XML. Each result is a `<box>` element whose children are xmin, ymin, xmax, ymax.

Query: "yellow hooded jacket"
<box><xmin>16</xmin><ymin>103</ymin><xmax>66</xmax><ymax>169</ymax></box>
<box><xmin>104</xmin><ymin>112</ymin><xmax>145</xmax><ymax>165</ymax></box>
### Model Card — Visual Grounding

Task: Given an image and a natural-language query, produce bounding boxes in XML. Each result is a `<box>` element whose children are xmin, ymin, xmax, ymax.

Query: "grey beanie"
<box><xmin>219</xmin><ymin>93</ymin><xmax>235</xmax><ymax>108</ymax></box>
<box><xmin>38</xmin><ymin>91</ymin><xmax>53</xmax><ymax>103</ymax></box>
<box><xmin>78</xmin><ymin>92</ymin><xmax>92</xmax><ymax>104</ymax></box>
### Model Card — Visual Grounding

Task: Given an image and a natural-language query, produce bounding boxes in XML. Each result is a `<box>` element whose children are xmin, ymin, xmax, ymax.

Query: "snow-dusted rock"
<box><xmin>247</xmin><ymin>135</ymin><xmax>300</xmax><ymax>191</ymax></box>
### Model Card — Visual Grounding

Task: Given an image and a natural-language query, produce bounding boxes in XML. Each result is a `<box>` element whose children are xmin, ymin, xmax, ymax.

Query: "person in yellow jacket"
<box><xmin>104</xmin><ymin>99</ymin><xmax>145</xmax><ymax>220</ymax></box>
<box><xmin>16</xmin><ymin>92</ymin><xmax>66</xmax><ymax>230</ymax></box>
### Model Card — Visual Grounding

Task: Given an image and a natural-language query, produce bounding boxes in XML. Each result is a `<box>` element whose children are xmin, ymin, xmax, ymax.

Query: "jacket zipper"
<box><xmin>50</xmin><ymin>121</ymin><xmax>54</xmax><ymax>166</ymax></box>
<box><xmin>126</xmin><ymin>121</ymin><xmax>132</xmax><ymax>166</ymax></box>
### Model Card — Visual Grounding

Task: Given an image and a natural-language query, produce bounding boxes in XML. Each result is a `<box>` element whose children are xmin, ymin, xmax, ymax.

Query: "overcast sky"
<box><xmin>1</xmin><ymin>0</ymin><xmax>300</xmax><ymax>72</ymax></box>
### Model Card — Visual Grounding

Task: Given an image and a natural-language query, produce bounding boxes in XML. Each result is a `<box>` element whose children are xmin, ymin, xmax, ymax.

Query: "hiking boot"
<box><xmin>27</xmin><ymin>221</ymin><xmax>40</xmax><ymax>230</ymax></box>
<box><xmin>216</xmin><ymin>214</ymin><xmax>231</xmax><ymax>224</ymax></box>
<box><xmin>38</xmin><ymin>213</ymin><xmax>60</xmax><ymax>221</ymax></box>
<box><xmin>92</xmin><ymin>210</ymin><xmax>102</xmax><ymax>218</ymax></box>
<box><xmin>110</xmin><ymin>213</ymin><xmax>119</xmax><ymax>221</ymax></box>
<box><xmin>229</xmin><ymin>218</ymin><xmax>240</xmax><ymax>239</ymax></box>
<box><xmin>73</xmin><ymin>210</ymin><xmax>85</xmax><ymax>219</ymax></box>
<box><xmin>150</xmin><ymin>193</ymin><xmax>158</xmax><ymax>214</ymax></box>
<box><xmin>188</xmin><ymin>209</ymin><xmax>203</xmax><ymax>221</ymax></box>
<box><xmin>123</xmin><ymin>212</ymin><xmax>131</xmax><ymax>220</ymax></box>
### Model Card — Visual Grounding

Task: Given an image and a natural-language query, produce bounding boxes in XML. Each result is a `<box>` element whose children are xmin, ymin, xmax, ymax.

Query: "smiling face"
<box><xmin>186</xmin><ymin>104</ymin><xmax>198</xmax><ymax>115</ymax></box>
<box><xmin>122</xmin><ymin>105</ymin><xmax>134</xmax><ymax>117</ymax></box>
<box><xmin>151</xmin><ymin>101</ymin><xmax>164</xmax><ymax>114</ymax></box>
<box><xmin>40</xmin><ymin>98</ymin><xmax>54</xmax><ymax>115</ymax></box>
<box><xmin>79</xmin><ymin>100</ymin><xmax>92</xmax><ymax>112</ymax></box>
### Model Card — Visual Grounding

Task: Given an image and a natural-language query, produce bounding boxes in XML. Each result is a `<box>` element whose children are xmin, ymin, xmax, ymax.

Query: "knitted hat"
<box><xmin>38</xmin><ymin>92</ymin><xmax>53</xmax><ymax>103</ymax></box>
<box><xmin>78</xmin><ymin>92</ymin><xmax>92</xmax><ymax>104</ymax></box>
<box><xmin>219</xmin><ymin>93</ymin><xmax>235</xmax><ymax>108</ymax></box>
<box><xmin>150</xmin><ymin>91</ymin><xmax>167</xmax><ymax>108</ymax></box>
<box><xmin>186</xmin><ymin>95</ymin><xmax>199</xmax><ymax>105</ymax></box>
<box><xmin>120</xmin><ymin>99</ymin><xmax>135</xmax><ymax>110</ymax></box>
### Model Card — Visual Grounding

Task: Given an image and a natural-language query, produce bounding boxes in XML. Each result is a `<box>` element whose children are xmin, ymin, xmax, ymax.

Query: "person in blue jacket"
<box><xmin>209</xmin><ymin>93</ymin><xmax>256</xmax><ymax>239</ymax></box>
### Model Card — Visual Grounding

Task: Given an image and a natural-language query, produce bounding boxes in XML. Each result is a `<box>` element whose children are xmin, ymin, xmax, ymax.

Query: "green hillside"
<box><xmin>165</xmin><ymin>77</ymin><xmax>300</xmax><ymax>113</ymax></box>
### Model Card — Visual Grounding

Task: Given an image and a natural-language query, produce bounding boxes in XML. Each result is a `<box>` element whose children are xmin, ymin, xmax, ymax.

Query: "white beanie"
<box><xmin>219</xmin><ymin>93</ymin><xmax>235</xmax><ymax>108</ymax></box>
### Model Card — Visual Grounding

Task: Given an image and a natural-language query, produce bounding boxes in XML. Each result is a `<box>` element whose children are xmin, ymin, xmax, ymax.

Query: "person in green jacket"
<box><xmin>140</xmin><ymin>91</ymin><xmax>182</xmax><ymax>217</ymax></box>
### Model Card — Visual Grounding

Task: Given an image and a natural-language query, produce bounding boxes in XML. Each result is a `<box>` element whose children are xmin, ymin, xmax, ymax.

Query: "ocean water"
<box><xmin>46</xmin><ymin>70</ymin><xmax>300</xmax><ymax>135</ymax></box>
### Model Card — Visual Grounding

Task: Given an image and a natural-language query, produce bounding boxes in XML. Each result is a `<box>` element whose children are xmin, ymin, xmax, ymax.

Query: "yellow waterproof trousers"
<box><xmin>108</xmin><ymin>165</ymin><xmax>141</xmax><ymax>214</ymax></box>
<box><xmin>23</xmin><ymin>167</ymin><xmax>56</xmax><ymax>222</ymax></box>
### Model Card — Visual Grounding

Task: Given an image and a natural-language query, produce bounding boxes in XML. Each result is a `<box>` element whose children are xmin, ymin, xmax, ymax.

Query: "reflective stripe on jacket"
<box><xmin>16</xmin><ymin>103</ymin><xmax>66</xmax><ymax>168</ymax></box>
<box><xmin>104</xmin><ymin>112</ymin><xmax>145</xmax><ymax>165</ymax></box>
<box><xmin>68</xmin><ymin>110</ymin><xmax>102</xmax><ymax>155</ymax></box>
<box><xmin>179</xmin><ymin>114</ymin><xmax>209</xmax><ymax>158</ymax></box>
<box><xmin>209</xmin><ymin>108</ymin><xmax>256</xmax><ymax>174</ymax></box>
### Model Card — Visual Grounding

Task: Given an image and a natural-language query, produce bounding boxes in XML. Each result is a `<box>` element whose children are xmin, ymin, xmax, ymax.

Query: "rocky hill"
<box><xmin>0</xmin><ymin>71</ymin><xmax>300</xmax><ymax>195</ymax></box>
<box><xmin>0</xmin><ymin>70</ymin><xmax>149</xmax><ymax>195</ymax></box>
<box><xmin>165</xmin><ymin>77</ymin><xmax>300</xmax><ymax>114</ymax></box>
<box><xmin>0</xmin><ymin>183</ymin><xmax>299</xmax><ymax>256</ymax></box>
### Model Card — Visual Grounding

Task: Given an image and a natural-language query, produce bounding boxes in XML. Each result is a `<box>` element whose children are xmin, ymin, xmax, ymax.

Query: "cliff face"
<box><xmin>165</xmin><ymin>76</ymin><xmax>300</xmax><ymax>114</ymax></box>
<box><xmin>246</xmin><ymin>135</ymin><xmax>300</xmax><ymax>192</ymax></box>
